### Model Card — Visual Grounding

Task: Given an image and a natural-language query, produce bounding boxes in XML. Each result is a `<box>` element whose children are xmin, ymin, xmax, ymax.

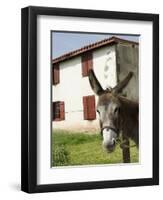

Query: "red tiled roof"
<box><xmin>52</xmin><ymin>36</ymin><xmax>138</xmax><ymax>64</ymax></box>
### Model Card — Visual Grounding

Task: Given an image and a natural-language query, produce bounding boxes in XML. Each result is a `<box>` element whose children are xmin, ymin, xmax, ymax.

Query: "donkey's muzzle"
<box><xmin>103</xmin><ymin>139</ymin><xmax>116</xmax><ymax>152</ymax></box>
<box><xmin>102</xmin><ymin>127</ymin><xmax>117</xmax><ymax>153</ymax></box>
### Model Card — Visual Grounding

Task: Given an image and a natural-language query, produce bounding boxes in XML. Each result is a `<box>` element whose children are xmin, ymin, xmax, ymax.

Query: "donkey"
<box><xmin>89</xmin><ymin>69</ymin><xmax>139</xmax><ymax>153</ymax></box>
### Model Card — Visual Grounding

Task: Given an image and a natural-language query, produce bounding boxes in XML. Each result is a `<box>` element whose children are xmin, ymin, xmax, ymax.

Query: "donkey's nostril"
<box><xmin>103</xmin><ymin>140</ymin><xmax>116</xmax><ymax>153</ymax></box>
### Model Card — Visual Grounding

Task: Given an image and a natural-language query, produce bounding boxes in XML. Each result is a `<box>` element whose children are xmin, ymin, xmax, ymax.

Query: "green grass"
<box><xmin>52</xmin><ymin>130</ymin><xmax>139</xmax><ymax>167</ymax></box>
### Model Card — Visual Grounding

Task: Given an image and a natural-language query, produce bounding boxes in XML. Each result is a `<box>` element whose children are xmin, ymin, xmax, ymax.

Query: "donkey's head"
<box><xmin>89</xmin><ymin>70</ymin><xmax>133</xmax><ymax>152</ymax></box>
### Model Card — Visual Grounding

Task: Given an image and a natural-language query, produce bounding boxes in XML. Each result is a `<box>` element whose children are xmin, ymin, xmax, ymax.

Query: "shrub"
<box><xmin>53</xmin><ymin>145</ymin><xmax>69</xmax><ymax>166</ymax></box>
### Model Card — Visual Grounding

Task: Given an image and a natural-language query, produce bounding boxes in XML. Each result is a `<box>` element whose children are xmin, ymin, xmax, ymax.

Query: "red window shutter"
<box><xmin>59</xmin><ymin>101</ymin><xmax>65</xmax><ymax>120</ymax></box>
<box><xmin>52</xmin><ymin>102</ymin><xmax>57</xmax><ymax>121</ymax></box>
<box><xmin>83</xmin><ymin>95</ymin><xmax>96</xmax><ymax>120</ymax></box>
<box><xmin>53</xmin><ymin>64</ymin><xmax>60</xmax><ymax>85</ymax></box>
<box><xmin>82</xmin><ymin>54</ymin><xmax>88</xmax><ymax>77</ymax></box>
<box><xmin>87</xmin><ymin>52</ymin><xmax>93</xmax><ymax>72</ymax></box>
<box><xmin>88</xmin><ymin>95</ymin><xmax>96</xmax><ymax>120</ymax></box>
<box><xmin>52</xmin><ymin>102</ymin><xmax>55</xmax><ymax>120</ymax></box>
<box><xmin>52</xmin><ymin>102</ymin><xmax>60</xmax><ymax>121</ymax></box>
<box><xmin>83</xmin><ymin>96</ymin><xmax>88</xmax><ymax>120</ymax></box>
<box><xmin>82</xmin><ymin>52</ymin><xmax>93</xmax><ymax>77</ymax></box>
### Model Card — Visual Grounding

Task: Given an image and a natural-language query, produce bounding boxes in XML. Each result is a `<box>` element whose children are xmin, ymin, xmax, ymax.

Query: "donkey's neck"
<box><xmin>118</xmin><ymin>95</ymin><xmax>139</xmax><ymax>146</ymax></box>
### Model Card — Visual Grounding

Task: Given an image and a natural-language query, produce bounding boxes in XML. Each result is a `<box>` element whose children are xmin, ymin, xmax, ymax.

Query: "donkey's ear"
<box><xmin>112</xmin><ymin>72</ymin><xmax>133</xmax><ymax>94</ymax></box>
<box><xmin>89</xmin><ymin>69</ymin><xmax>104</xmax><ymax>95</ymax></box>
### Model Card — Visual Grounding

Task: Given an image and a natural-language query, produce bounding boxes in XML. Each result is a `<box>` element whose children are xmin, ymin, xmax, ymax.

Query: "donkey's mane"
<box><xmin>118</xmin><ymin>95</ymin><xmax>138</xmax><ymax>107</ymax></box>
<box><xmin>99</xmin><ymin>91</ymin><xmax>138</xmax><ymax>107</ymax></box>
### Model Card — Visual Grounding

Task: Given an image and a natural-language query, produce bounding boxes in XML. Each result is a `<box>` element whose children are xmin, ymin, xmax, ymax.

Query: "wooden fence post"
<box><xmin>122</xmin><ymin>138</ymin><xmax>130</xmax><ymax>163</ymax></box>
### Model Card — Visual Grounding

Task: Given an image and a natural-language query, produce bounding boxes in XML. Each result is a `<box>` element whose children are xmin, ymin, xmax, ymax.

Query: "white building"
<box><xmin>52</xmin><ymin>36</ymin><xmax>139</xmax><ymax>132</ymax></box>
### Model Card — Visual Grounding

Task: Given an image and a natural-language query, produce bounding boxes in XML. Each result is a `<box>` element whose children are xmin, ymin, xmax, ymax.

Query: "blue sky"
<box><xmin>52</xmin><ymin>32</ymin><xmax>139</xmax><ymax>59</ymax></box>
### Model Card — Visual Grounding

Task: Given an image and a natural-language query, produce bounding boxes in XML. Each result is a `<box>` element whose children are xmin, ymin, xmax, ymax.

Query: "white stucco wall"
<box><xmin>52</xmin><ymin>45</ymin><xmax>117</xmax><ymax>132</ymax></box>
<box><xmin>93</xmin><ymin>45</ymin><xmax>117</xmax><ymax>89</ymax></box>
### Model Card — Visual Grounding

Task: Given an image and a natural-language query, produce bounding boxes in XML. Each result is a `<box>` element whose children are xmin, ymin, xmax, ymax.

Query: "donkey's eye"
<box><xmin>114</xmin><ymin>107</ymin><xmax>120</xmax><ymax>114</ymax></box>
<box><xmin>96</xmin><ymin>109</ymin><xmax>100</xmax><ymax>114</ymax></box>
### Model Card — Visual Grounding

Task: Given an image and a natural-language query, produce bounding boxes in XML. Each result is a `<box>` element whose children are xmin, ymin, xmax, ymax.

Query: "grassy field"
<box><xmin>52</xmin><ymin>130</ymin><xmax>139</xmax><ymax>167</ymax></box>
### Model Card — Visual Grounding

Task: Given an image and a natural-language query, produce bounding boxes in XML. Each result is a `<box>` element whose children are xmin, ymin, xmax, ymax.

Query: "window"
<box><xmin>53</xmin><ymin>63</ymin><xmax>60</xmax><ymax>85</ymax></box>
<box><xmin>82</xmin><ymin>51</ymin><xmax>93</xmax><ymax>77</ymax></box>
<box><xmin>52</xmin><ymin>101</ymin><xmax>65</xmax><ymax>121</ymax></box>
<box><xmin>83</xmin><ymin>95</ymin><xmax>96</xmax><ymax>120</ymax></box>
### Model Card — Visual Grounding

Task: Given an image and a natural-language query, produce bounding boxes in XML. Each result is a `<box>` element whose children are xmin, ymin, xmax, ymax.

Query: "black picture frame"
<box><xmin>21</xmin><ymin>6</ymin><xmax>159</xmax><ymax>193</ymax></box>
